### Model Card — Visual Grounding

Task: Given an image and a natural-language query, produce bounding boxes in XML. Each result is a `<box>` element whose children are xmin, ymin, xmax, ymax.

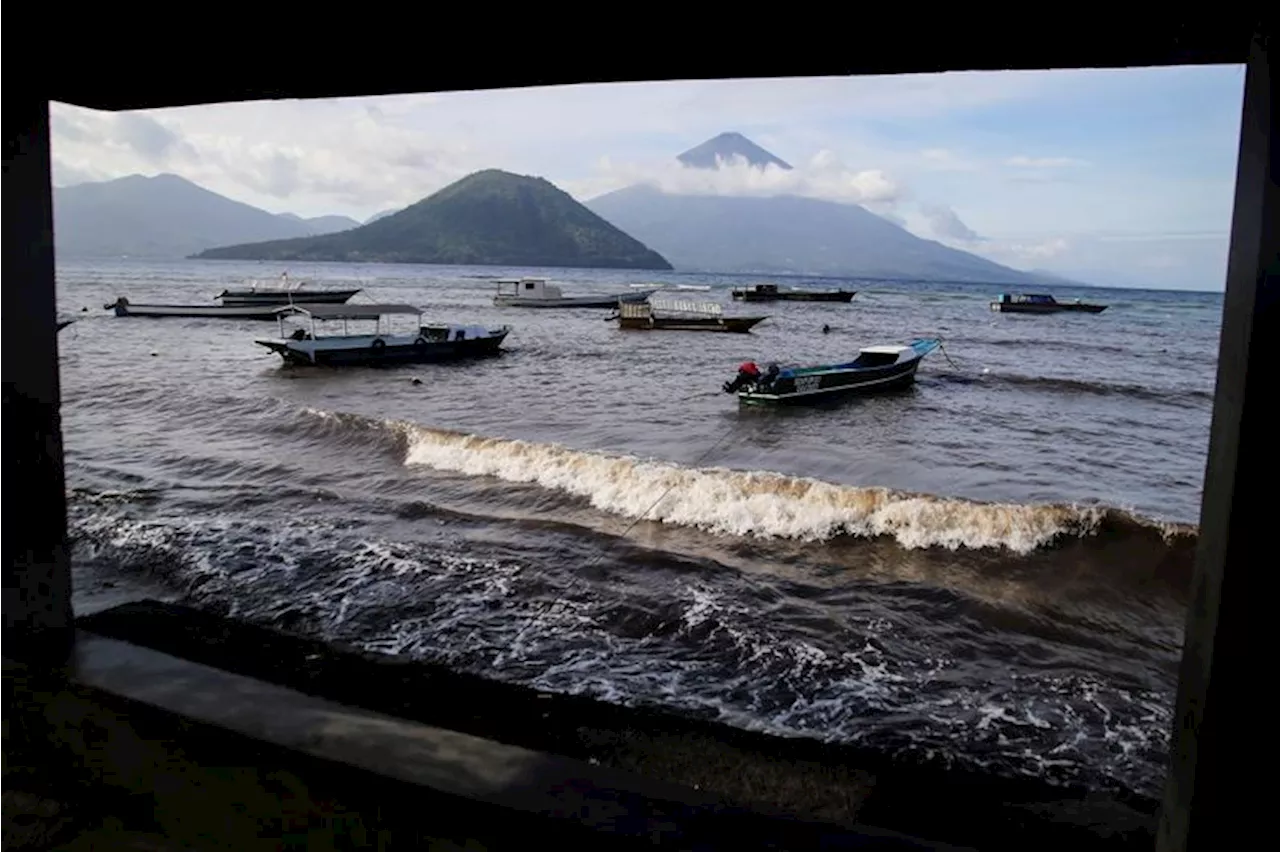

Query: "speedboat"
<box><xmin>723</xmin><ymin>338</ymin><xmax>941</xmax><ymax>405</ymax></box>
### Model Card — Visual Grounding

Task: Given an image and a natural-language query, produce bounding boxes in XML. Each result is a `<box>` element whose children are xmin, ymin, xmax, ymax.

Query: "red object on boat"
<box><xmin>739</xmin><ymin>361</ymin><xmax>760</xmax><ymax>375</ymax></box>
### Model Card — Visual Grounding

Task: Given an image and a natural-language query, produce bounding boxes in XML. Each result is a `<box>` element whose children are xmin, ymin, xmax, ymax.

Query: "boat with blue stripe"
<box><xmin>723</xmin><ymin>338</ymin><xmax>941</xmax><ymax>405</ymax></box>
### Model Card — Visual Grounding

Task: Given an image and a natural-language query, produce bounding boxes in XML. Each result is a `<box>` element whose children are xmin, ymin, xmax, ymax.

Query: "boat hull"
<box><xmin>732</xmin><ymin>290</ymin><xmax>856</xmax><ymax>303</ymax></box>
<box><xmin>217</xmin><ymin>288</ymin><xmax>362</xmax><ymax>306</ymax></box>
<box><xmin>737</xmin><ymin>358</ymin><xmax>924</xmax><ymax>405</ymax></box>
<box><xmin>107</xmin><ymin>302</ymin><xmax>286</xmax><ymax>319</ymax></box>
<box><xmin>618</xmin><ymin>316</ymin><xmax>766</xmax><ymax>333</ymax></box>
<box><xmin>494</xmin><ymin>289</ymin><xmax>659</xmax><ymax>308</ymax></box>
<box><xmin>990</xmin><ymin>302</ymin><xmax>1107</xmax><ymax>314</ymax></box>
<box><xmin>256</xmin><ymin>330</ymin><xmax>510</xmax><ymax>366</ymax></box>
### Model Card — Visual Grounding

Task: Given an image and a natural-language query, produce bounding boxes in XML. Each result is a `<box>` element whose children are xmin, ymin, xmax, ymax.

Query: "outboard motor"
<box><xmin>723</xmin><ymin>360</ymin><xmax>761</xmax><ymax>393</ymax></box>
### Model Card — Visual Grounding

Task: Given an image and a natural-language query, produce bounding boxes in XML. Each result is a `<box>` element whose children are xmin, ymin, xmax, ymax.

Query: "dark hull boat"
<box><xmin>216</xmin><ymin>287</ymin><xmax>362</xmax><ymax>307</ymax></box>
<box><xmin>990</xmin><ymin>293</ymin><xmax>1107</xmax><ymax>314</ymax></box>
<box><xmin>731</xmin><ymin>284</ymin><xmax>856</xmax><ymax>303</ymax></box>
<box><xmin>612</xmin><ymin>300</ymin><xmax>768</xmax><ymax>333</ymax></box>
<box><xmin>723</xmin><ymin>338</ymin><xmax>941</xmax><ymax>405</ymax></box>
<box><xmin>255</xmin><ymin>303</ymin><xmax>510</xmax><ymax>367</ymax></box>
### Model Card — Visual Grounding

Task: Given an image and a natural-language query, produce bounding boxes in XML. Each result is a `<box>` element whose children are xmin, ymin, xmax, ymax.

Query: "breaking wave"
<box><xmin>298</xmin><ymin>407</ymin><xmax>1197</xmax><ymax>557</ymax></box>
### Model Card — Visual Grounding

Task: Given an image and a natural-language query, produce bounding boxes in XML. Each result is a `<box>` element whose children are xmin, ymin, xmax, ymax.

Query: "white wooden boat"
<box><xmin>255</xmin><ymin>303</ymin><xmax>510</xmax><ymax>366</ymax></box>
<box><xmin>611</xmin><ymin>299</ymin><xmax>767</xmax><ymax>333</ymax></box>
<box><xmin>105</xmin><ymin>297</ymin><xmax>285</xmax><ymax>319</ymax></box>
<box><xmin>493</xmin><ymin>278</ymin><xmax>658</xmax><ymax>308</ymax></box>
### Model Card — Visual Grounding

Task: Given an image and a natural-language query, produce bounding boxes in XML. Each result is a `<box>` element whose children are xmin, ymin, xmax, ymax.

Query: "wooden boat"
<box><xmin>255</xmin><ymin>303</ymin><xmax>510</xmax><ymax>366</ymax></box>
<box><xmin>730</xmin><ymin>283</ymin><xmax>856</xmax><ymax>303</ymax></box>
<box><xmin>610</xmin><ymin>299</ymin><xmax>767</xmax><ymax>333</ymax></box>
<box><xmin>216</xmin><ymin>273</ymin><xmax>361</xmax><ymax>307</ymax></box>
<box><xmin>723</xmin><ymin>338</ymin><xmax>941</xmax><ymax>405</ymax></box>
<box><xmin>989</xmin><ymin>293</ymin><xmax>1107</xmax><ymax>314</ymax></box>
<box><xmin>105</xmin><ymin>297</ymin><xmax>287</xmax><ymax>319</ymax></box>
<box><xmin>493</xmin><ymin>278</ymin><xmax>658</xmax><ymax>308</ymax></box>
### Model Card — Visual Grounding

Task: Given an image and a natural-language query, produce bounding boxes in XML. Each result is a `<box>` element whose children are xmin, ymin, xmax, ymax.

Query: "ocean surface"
<box><xmin>56</xmin><ymin>257</ymin><xmax>1223</xmax><ymax>801</ymax></box>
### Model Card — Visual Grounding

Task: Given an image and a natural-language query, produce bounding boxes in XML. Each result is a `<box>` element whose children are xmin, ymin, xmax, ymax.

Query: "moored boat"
<box><xmin>105</xmin><ymin>297</ymin><xmax>288</xmax><ymax>320</ymax></box>
<box><xmin>493</xmin><ymin>278</ymin><xmax>658</xmax><ymax>308</ymax></box>
<box><xmin>611</xmin><ymin>299</ymin><xmax>767</xmax><ymax>333</ymax></box>
<box><xmin>989</xmin><ymin>293</ymin><xmax>1107</xmax><ymax>314</ymax></box>
<box><xmin>723</xmin><ymin>338</ymin><xmax>941</xmax><ymax>405</ymax></box>
<box><xmin>730</xmin><ymin>283</ymin><xmax>856</xmax><ymax>303</ymax></box>
<box><xmin>255</xmin><ymin>303</ymin><xmax>510</xmax><ymax>366</ymax></box>
<box><xmin>215</xmin><ymin>272</ymin><xmax>362</xmax><ymax>307</ymax></box>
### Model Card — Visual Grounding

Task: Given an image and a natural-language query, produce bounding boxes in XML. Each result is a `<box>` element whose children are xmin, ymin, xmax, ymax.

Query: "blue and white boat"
<box><xmin>723</xmin><ymin>338</ymin><xmax>941</xmax><ymax>405</ymax></box>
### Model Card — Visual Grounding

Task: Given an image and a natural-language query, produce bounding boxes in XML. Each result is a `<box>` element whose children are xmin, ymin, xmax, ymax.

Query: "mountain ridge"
<box><xmin>52</xmin><ymin>173</ymin><xmax>360</xmax><ymax>258</ymax></box>
<box><xmin>194</xmin><ymin>169</ymin><xmax>673</xmax><ymax>270</ymax></box>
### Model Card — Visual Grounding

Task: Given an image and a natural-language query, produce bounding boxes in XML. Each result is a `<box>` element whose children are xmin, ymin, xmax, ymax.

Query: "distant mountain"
<box><xmin>277</xmin><ymin>212</ymin><xmax>362</xmax><ymax>235</ymax></box>
<box><xmin>52</xmin><ymin>174</ymin><xmax>357</xmax><ymax>259</ymax></box>
<box><xmin>364</xmin><ymin>208</ymin><xmax>401</xmax><ymax>225</ymax></box>
<box><xmin>194</xmin><ymin>169</ymin><xmax>673</xmax><ymax>270</ymax></box>
<box><xmin>585</xmin><ymin>133</ymin><xmax>1048</xmax><ymax>285</ymax></box>
<box><xmin>678</xmin><ymin>132</ymin><xmax>793</xmax><ymax>170</ymax></box>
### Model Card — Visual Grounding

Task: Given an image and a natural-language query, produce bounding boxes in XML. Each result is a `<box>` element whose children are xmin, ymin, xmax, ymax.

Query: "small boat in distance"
<box><xmin>723</xmin><ymin>338</ymin><xmax>941</xmax><ymax>405</ymax></box>
<box><xmin>216</xmin><ymin>272</ymin><xmax>361</xmax><ymax>307</ymax></box>
<box><xmin>255</xmin><ymin>303</ymin><xmax>510</xmax><ymax>366</ymax></box>
<box><xmin>989</xmin><ymin>293</ymin><xmax>1107</xmax><ymax>314</ymax></box>
<box><xmin>494</xmin><ymin>278</ymin><xmax>658</xmax><ymax>308</ymax></box>
<box><xmin>611</xmin><ymin>299</ymin><xmax>768</xmax><ymax>333</ymax></box>
<box><xmin>630</xmin><ymin>282</ymin><xmax>713</xmax><ymax>292</ymax></box>
<box><xmin>731</xmin><ymin>283</ymin><xmax>856</xmax><ymax>303</ymax></box>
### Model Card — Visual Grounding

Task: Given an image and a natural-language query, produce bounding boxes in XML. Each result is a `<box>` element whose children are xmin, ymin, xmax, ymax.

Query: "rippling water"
<box><xmin>57</xmin><ymin>257</ymin><xmax>1222</xmax><ymax>800</ymax></box>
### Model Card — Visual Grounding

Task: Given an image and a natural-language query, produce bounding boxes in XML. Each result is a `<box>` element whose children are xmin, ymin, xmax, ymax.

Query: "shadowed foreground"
<box><xmin>3</xmin><ymin>600</ymin><xmax>1163</xmax><ymax>850</ymax></box>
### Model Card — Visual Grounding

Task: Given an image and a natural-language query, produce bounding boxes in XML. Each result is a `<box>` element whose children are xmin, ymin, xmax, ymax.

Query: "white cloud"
<box><xmin>919</xmin><ymin>203</ymin><xmax>983</xmax><ymax>242</ymax></box>
<box><xmin>574</xmin><ymin>151</ymin><xmax>904</xmax><ymax>208</ymax></box>
<box><xmin>919</xmin><ymin>148</ymin><xmax>982</xmax><ymax>171</ymax></box>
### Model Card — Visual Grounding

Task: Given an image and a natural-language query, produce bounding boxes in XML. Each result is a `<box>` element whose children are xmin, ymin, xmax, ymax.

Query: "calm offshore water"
<box><xmin>57</xmin><ymin>257</ymin><xmax>1222</xmax><ymax>800</ymax></box>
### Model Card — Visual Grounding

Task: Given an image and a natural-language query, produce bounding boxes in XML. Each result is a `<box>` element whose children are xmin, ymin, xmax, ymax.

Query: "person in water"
<box><xmin>822</xmin><ymin>324</ymin><xmax>831</xmax><ymax>334</ymax></box>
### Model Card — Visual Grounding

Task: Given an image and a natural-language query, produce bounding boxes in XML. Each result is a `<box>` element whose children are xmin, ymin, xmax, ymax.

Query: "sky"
<box><xmin>50</xmin><ymin>65</ymin><xmax>1246</xmax><ymax>290</ymax></box>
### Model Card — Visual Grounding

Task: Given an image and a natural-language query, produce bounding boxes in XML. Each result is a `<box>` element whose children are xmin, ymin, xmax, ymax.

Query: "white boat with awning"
<box><xmin>255</xmin><ymin>303</ymin><xmax>510</xmax><ymax>366</ymax></box>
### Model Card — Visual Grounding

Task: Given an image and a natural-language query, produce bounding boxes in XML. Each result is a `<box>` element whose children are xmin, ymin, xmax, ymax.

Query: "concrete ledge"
<box><xmin>72</xmin><ymin>600</ymin><xmax>1161</xmax><ymax>850</ymax></box>
<box><xmin>6</xmin><ymin>628</ymin><xmax>968</xmax><ymax>850</ymax></box>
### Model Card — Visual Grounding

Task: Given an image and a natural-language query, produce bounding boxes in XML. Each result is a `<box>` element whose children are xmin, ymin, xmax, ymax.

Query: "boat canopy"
<box><xmin>275</xmin><ymin>303</ymin><xmax>422</xmax><ymax>320</ymax></box>
<box><xmin>626</xmin><ymin>298</ymin><xmax>723</xmax><ymax>318</ymax></box>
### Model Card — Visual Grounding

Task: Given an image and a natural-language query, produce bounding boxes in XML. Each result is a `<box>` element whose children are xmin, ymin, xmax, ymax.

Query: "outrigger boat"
<box><xmin>255</xmin><ymin>303</ymin><xmax>510</xmax><ymax>366</ymax></box>
<box><xmin>731</xmin><ymin>283</ymin><xmax>856</xmax><ymax>303</ymax></box>
<box><xmin>610</xmin><ymin>299</ymin><xmax>768</xmax><ymax>333</ymax></box>
<box><xmin>723</xmin><ymin>338</ymin><xmax>941</xmax><ymax>405</ymax></box>
<box><xmin>989</xmin><ymin>293</ymin><xmax>1107</xmax><ymax>314</ymax></box>
<box><xmin>216</xmin><ymin>272</ymin><xmax>361</xmax><ymax>306</ymax></box>
<box><xmin>105</xmin><ymin>297</ymin><xmax>288</xmax><ymax>319</ymax></box>
<box><xmin>105</xmin><ymin>273</ymin><xmax>362</xmax><ymax>319</ymax></box>
<box><xmin>493</xmin><ymin>278</ymin><xmax>658</xmax><ymax>308</ymax></box>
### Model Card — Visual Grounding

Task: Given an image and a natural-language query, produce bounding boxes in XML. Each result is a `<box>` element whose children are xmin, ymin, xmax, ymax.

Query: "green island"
<box><xmin>193</xmin><ymin>169</ymin><xmax>673</xmax><ymax>270</ymax></box>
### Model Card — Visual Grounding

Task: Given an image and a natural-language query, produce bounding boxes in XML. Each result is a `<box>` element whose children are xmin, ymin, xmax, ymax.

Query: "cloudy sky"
<box><xmin>51</xmin><ymin>64</ymin><xmax>1245</xmax><ymax>290</ymax></box>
